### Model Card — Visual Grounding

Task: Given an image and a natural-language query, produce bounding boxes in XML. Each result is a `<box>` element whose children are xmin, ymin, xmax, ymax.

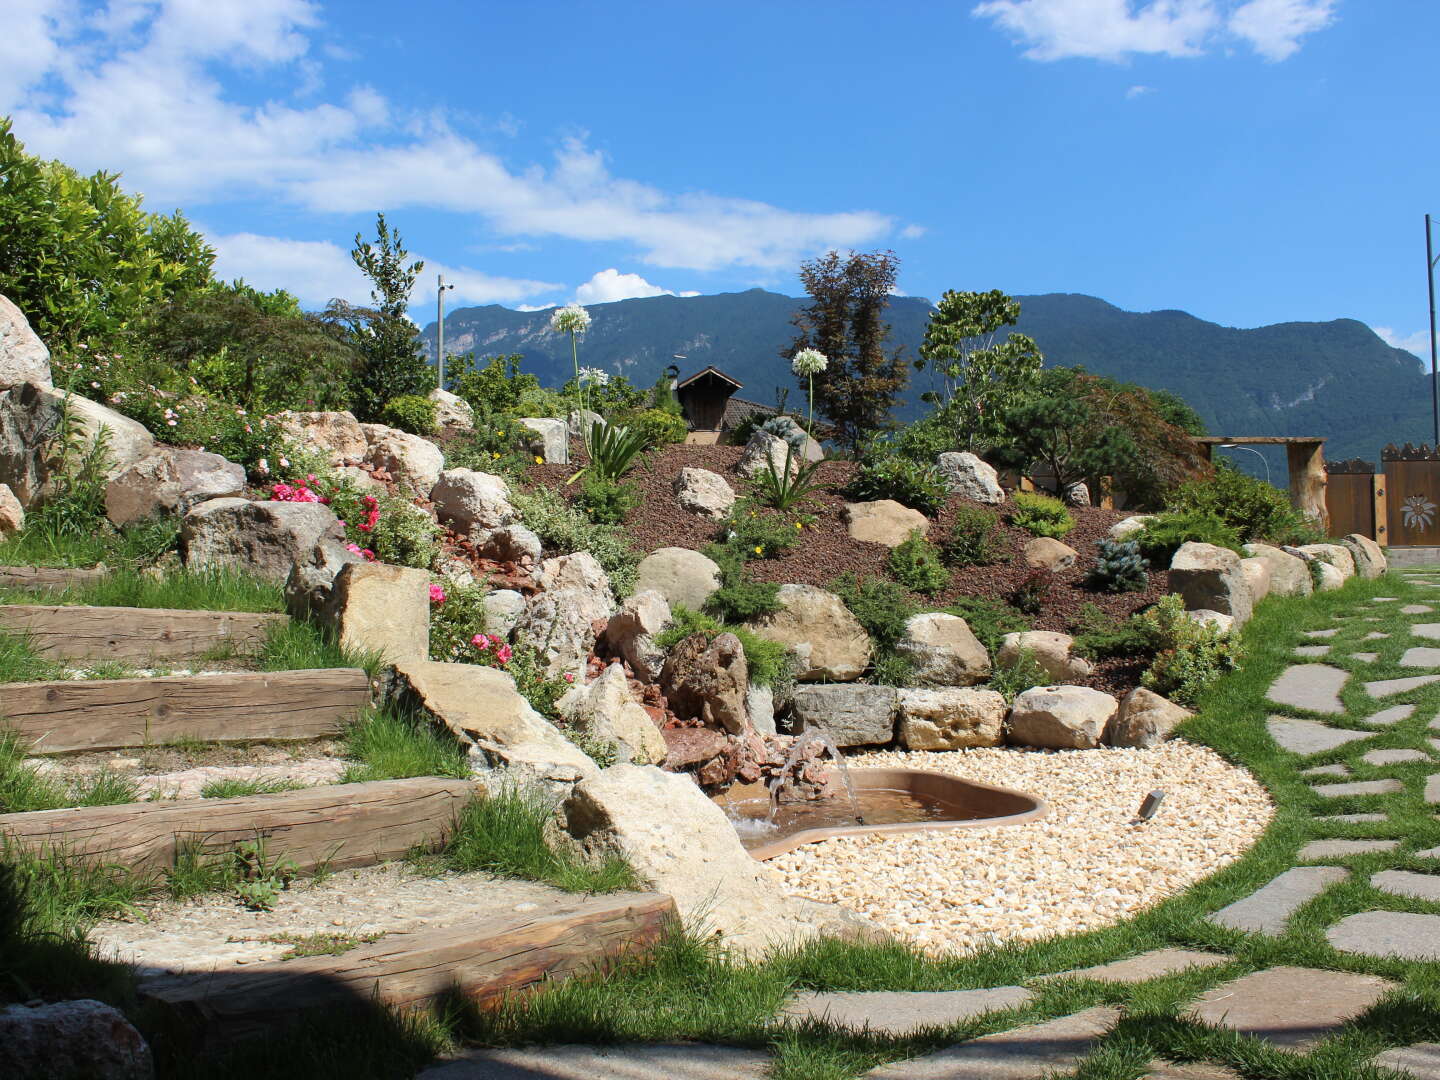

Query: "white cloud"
<box><xmin>1126</xmin><ymin>83</ymin><xmax>1156</xmax><ymax>97</ymax></box>
<box><xmin>0</xmin><ymin>0</ymin><xmax>72</xmax><ymax>105</ymax></box>
<box><xmin>4</xmin><ymin>0</ymin><xmax>895</xmax><ymax>274</ymax></box>
<box><xmin>210</xmin><ymin>231</ymin><xmax>560</xmax><ymax>310</ymax></box>
<box><xmin>972</xmin><ymin>0</ymin><xmax>1336</xmax><ymax>63</ymax></box>
<box><xmin>899</xmin><ymin>224</ymin><xmax>928</xmax><ymax>239</ymax></box>
<box><xmin>573</xmin><ymin>268</ymin><xmax>701</xmax><ymax>305</ymax></box>
<box><xmin>1374</xmin><ymin>326</ymin><xmax>1433</xmax><ymax>366</ymax></box>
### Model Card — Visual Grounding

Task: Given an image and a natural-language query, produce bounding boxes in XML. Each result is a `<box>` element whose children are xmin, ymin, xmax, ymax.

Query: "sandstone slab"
<box><xmin>865</xmin><ymin>1006</ymin><xmax>1120</xmax><ymax>1080</ymax></box>
<box><xmin>791</xmin><ymin>684</ymin><xmax>898</xmax><ymax>747</ymax></box>
<box><xmin>1366</xmin><ymin>705</ymin><xmax>1416</xmax><ymax>726</ymax></box>
<box><xmin>1042</xmin><ymin>948</ymin><xmax>1230</xmax><ymax>984</ymax></box>
<box><xmin>1373</xmin><ymin>870</ymin><xmax>1440</xmax><ymax>902</ymax></box>
<box><xmin>1313</xmin><ymin>779</ymin><xmax>1403</xmax><ymax>797</ymax></box>
<box><xmin>748</xmin><ymin>584</ymin><xmax>870</xmax><ymax>682</ymax></box>
<box><xmin>634</xmin><ymin>548</ymin><xmax>722</xmax><ymax>613</ymax></box>
<box><xmin>324</xmin><ymin>561</ymin><xmax>429</xmax><ymax>663</ymax></box>
<box><xmin>1266</xmin><ymin>717</ymin><xmax>1370</xmax><ymax>755</ymax></box>
<box><xmin>1205</xmin><ymin>866</ymin><xmax>1349</xmax><ymax>936</ymax></box>
<box><xmin>1008</xmin><ymin>685</ymin><xmax>1118</xmax><ymax>750</ymax></box>
<box><xmin>1366</xmin><ymin>675</ymin><xmax>1440</xmax><ymax>697</ymax></box>
<box><xmin>897</xmin><ymin>687</ymin><xmax>1007</xmax><ymax>750</ymax></box>
<box><xmin>1362</xmin><ymin>748</ymin><xmax>1430</xmax><ymax>766</ymax></box>
<box><xmin>843</xmin><ymin>499</ymin><xmax>929</xmax><ymax>547</ymax></box>
<box><xmin>1297</xmin><ymin>839</ymin><xmax>1398</xmax><ymax>859</ymax></box>
<box><xmin>1327</xmin><ymin>911</ymin><xmax>1440</xmax><ymax>960</ymax></box>
<box><xmin>1267</xmin><ymin>665</ymin><xmax>1348</xmax><ymax>714</ymax></box>
<box><xmin>1185</xmin><ymin>966</ymin><xmax>1393</xmax><ymax>1051</ymax></box>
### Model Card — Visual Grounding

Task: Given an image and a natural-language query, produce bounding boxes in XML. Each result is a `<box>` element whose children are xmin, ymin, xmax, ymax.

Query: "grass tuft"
<box><xmin>340</xmin><ymin>705</ymin><xmax>469</xmax><ymax>782</ymax></box>
<box><xmin>200</xmin><ymin>777</ymin><xmax>306</xmax><ymax>799</ymax></box>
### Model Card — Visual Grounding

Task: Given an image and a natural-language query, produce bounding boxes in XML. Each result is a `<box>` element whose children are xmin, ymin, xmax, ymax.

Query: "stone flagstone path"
<box><xmin>1184</xmin><ymin>966</ymin><xmax>1394</xmax><ymax>1053</ymax></box>
<box><xmin>864</xmin><ymin>1007</ymin><xmax>1121</xmax><ymax>1079</ymax></box>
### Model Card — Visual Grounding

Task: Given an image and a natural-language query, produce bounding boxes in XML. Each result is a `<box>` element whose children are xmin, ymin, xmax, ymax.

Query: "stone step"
<box><xmin>780</xmin><ymin>986</ymin><xmax>1031</xmax><ymax>1036</ymax></box>
<box><xmin>1372</xmin><ymin>1043</ymin><xmax>1440</xmax><ymax>1078</ymax></box>
<box><xmin>1317</xmin><ymin>813</ymin><xmax>1388</xmax><ymax>824</ymax></box>
<box><xmin>1302</xmin><ymin>764</ymin><xmax>1352</xmax><ymax>778</ymax></box>
<box><xmin>1414</xmin><ymin>624</ymin><xmax>1440</xmax><ymax>641</ymax></box>
<box><xmin>1304</xmin><ymin>629</ymin><xmax>1341</xmax><ymax>639</ymax></box>
<box><xmin>1268</xmin><ymin>665</ymin><xmax>1348</xmax><ymax>714</ymax></box>
<box><xmin>1205</xmin><ymin>867</ymin><xmax>1349</xmax><ymax>936</ymax></box>
<box><xmin>419</xmin><ymin>1045</ymin><xmax>771</xmax><ymax>1080</ymax></box>
<box><xmin>1353</xmin><ymin>652</ymin><xmax>1380</xmax><ymax>663</ymax></box>
<box><xmin>1185</xmin><ymin>966</ymin><xmax>1395</xmax><ymax>1052</ymax></box>
<box><xmin>864</xmin><ymin>1006</ymin><xmax>1121</xmax><ymax>1079</ymax></box>
<box><xmin>1297</xmin><ymin>839</ymin><xmax>1399</xmax><ymax>859</ymax></box>
<box><xmin>1372</xmin><ymin>870</ymin><xmax>1440</xmax><ymax>902</ymax></box>
<box><xmin>1402</xmin><ymin>606</ymin><xmax>1433</xmax><ymax>615</ymax></box>
<box><xmin>1427</xmin><ymin>776</ymin><xmax>1440</xmax><ymax>804</ymax></box>
<box><xmin>1266</xmin><ymin>717</ymin><xmax>1370</xmax><ymax>755</ymax></box>
<box><xmin>1038</xmin><ymin>948</ymin><xmax>1229</xmax><ymax>984</ymax></box>
<box><xmin>1326</xmin><ymin>911</ymin><xmax>1440</xmax><ymax>960</ymax></box>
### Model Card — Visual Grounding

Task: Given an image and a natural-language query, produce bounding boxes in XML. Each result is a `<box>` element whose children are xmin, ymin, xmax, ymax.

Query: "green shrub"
<box><xmin>442</xmin><ymin>411</ymin><xmax>532</xmax><ymax>478</ymax></box>
<box><xmin>631</xmin><ymin>408</ymin><xmax>688</xmax><ymax>447</ymax></box>
<box><xmin>829</xmin><ymin>573</ymin><xmax>916</xmax><ymax>650</ymax></box>
<box><xmin>941</xmin><ymin>595</ymin><xmax>1031</xmax><ymax>654</ymax></box>
<box><xmin>450</xmin><ymin>353</ymin><xmax>541</xmax><ymax>416</ymax></box>
<box><xmin>751</xmin><ymin>450</ymin><xmax>822</xmax><ymax>511</ymax></box>
<box><xmin>1070</xmin><ymin>603</ymin><xmax>1158</xmax><ymax>660</ymax></box>
<box><xmin>379</xmin><ymin>394</ymin><xmax>439</xmax><ymax>436</ymax></box>
<box><xmin>512</xmin><ymin>487</ymin><xmax>638</xmax><ymax>596</ymax></box>
<box><xmin>702</xmin><ymin>544</ymin><xmax>783</xmax><ymax>622</ymax></box>
<box><xmin>845</xmin><ymin>454</ymin><xmax>948</xmax><ymax>516</ymax></box>
<box><xmin>1165</xmin><ymin>461</ymin><xmax>1321</xmax><ymax>545</ymax></box>
<box><xmin>988</xmin><ymin>648</ymin><xmax>1048</xmax><ymax>703</ymax></box>
<box><xmin>1134</xmin><ymin>508</ymin><xmax>1242</xmax><ymax>563</ymax></box>
<box><xmin>717</xmin><ymin>500</ymin><xmax>806</xmax><ymax>559</ymax></box>
<box><xmin>1009</xmin><ymin>491</ymin><xmax>1074</xmax><ymax>539</ymax></box>
<box><xmin>576</xmin><ymin>475</ymin><xmax>640</xmax><ymax>525</ymax></box>
<box><xmin>1087</xmin><ymin>538</ymin><xmax>1150</xmax><ymax>593</ymax></box>
<box><xmin>887</xmin><ymin>531</ymin><xmax>950</xmax><ymax>595</ymax></box>
<box><xmin>323</xmin><ymin>483</ymin><xmax>440</xmax><ymax>570</ymax></box>
<box><xmin>1009</xmin><ymin>567</ymin><xmax>1054</xmax><ymax>615</ymax></box>
<box><xmin>429</xmin><ymin>581</ymin><xmax>490</xmax><ymax>663</ymax></box>
<box><xmin>1139</xmin><ymin>594</ymin><xmax>1242</xmax><ymax>706</ymax></box>
<box><xmin>871</xmin><ymin>650</ymin><xmax>918</xmax><ymax>687</ymax></box>
<box><xmin>942</xmin><ymin>506</ymin><xmax>1004</xmax><ymax>566</ymax></box>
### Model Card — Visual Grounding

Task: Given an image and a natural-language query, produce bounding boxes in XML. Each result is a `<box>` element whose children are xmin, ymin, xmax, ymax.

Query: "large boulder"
<box><xmin>515</xmin><ymin>587</ymin><xmax>616</xmax><ymax>679</ymax></box>
<box><xmin>517</xmin><ymin>417</ymin><xmax>568</xmax><ymax>464</ymax></box>
<box><xmin>736</xmin><ymin>430</ymin><xmax>798</xmax><ymax>480</ymax></box>
<box><xmin>361</xmin><ymin>424</ymin><xmax>444</xmax><ymax>495</ymax></box>
<box><xmin>1341</xmin><ymin>533</ymin><xmax>1386</xmax><ymax>579</ymax></box>
<box><xmin>481</xmin><ymin>588</ymin><xmax>526</xmax><ymax>641</ymax></box>
<box><xmin>998</xmin><ymin>631</ymin><xmax>1092</xmax><ymax>683</ymax></box>
<box><xmin>427</xmin><ymin>387</ymin><xmax>474</xmax><ymax>430</ymax></box>
<box><xmin>270</xmin><ymin>410</ymin><xmax>368</xmax><ymax>465</ymax></box>
<box><xmin>1314</xmin><ymin>562</ymin><xmax>1346</xmax><ymax>591</ymax></box>
<box><xmin>747</xmin><ymin>584</ymin><xmax>871</xmax><ymax>682</ymax></box>
<box><xmin>547</xmin><ymin>764</ymin><xmax>870</xmax><ymax>957</ymax></box>
<box><xmin>1105</xmin><ymin>687</ymin><xmax>1193</xmax><ymax>748</ymax></box>
<box><xmin>1007</xmin><ymin>685</ymin><xmax>1119</xmax><ymax>750</ymax></box>
<box><xmin>1023</xmin><ymin>536</ymin><xmax>1079</xmax><ymax>572</ymax></box>
<box><xmin>475</xmin><ymin>523</ymin><xmax>542</xmax><ymax>566</ymax></box>
<box><xmin>842</xmin><ymin>500</ymin><xmax>929</xmax><ymax>547</ymax></box>
<box><xmin>321</xmin><ymin>561</ymin><xmax>430</xmax><ymax>663</ymax></box>
<box><xmin>635</xmin><ymin>547</ymin><xmax>722</xmax><ymax>613</ymax></box>
<box><xmin>672</xmin><ymin>467</ymin><xmax>736</xmax><ymax>520</ymax></box>
<box><xmin>181</xmin><ymin>498</ymin><xmax>349</xmax><ymax>584</ymax></box>
<box><xmin>936</xmin><ymin>452</ymin><xmax>1003</xmax><ymax>504</ymax></box>
<box><xmin>537</xmin><ymin>551</ymin><xmax>612</xmax><ymax>596</ymax></box>
<box><xmin>0</xmin><ymin>998</ymin><xmax>153</xmax><ymax>1080</ymax></box>
<box><xmin>1298</xmin><ymin>543</ymin><xmax>1356</xmax><ymax>581</ymax></box>
<box><xmin>430</xmin><ymin>468</ymin><xmax>516</xmax><ymax>535</ymax></box>
<box><xmin>1169</xmin><ymin>541</ymin><xmax>1253</xmax><ymax>625</ymax></box>
<box><xmin>392</xmin><ymin>659</ymin><xmax>597</xmax><ymax>790</ymax></box>
<box><xmin>660</xmin><ymin>632</ymin><xmax>751</xmax><ymax>735</ymax></box>
<box><xmin>556</xmin><ymin>662</ymin><xmax>667</xmax><ymax>765</ymax></box>
<box><xmin>605</xmin><ymin>589</ymin><xmax>672</xmax><ymax>683</ymax></box>
<box><xmin>790</xmin><ymin>684</ymin><xmax>898</xmax><ymax>748</ymax></box>
<box><xmin>897</xmin><ymin>687</ymin><xmax>1007</xmax><ymax>750</ymax></box>
<box><xmin>103</xmin><ymin>446</ymin><xmax>245</xmax><ymax>527</ymax></box>
<box><xmin>1109</xmin><ymin>515</ymin><xmax>1153</xmax><ymax>541</ymax></box>
<box><xmin>0</xmin><ymin>295</ymin><xmax>51</xmax><ymax>391</ymax></box>
<box><xmin>0</xmin><ymin>383</ymin><xmax>154</xmax><ymax>506</ymax></box>
<box><xmin>1242</xmin><ymin>542</ymin><xmax>1313</xmax><ymax>597</ymax></box>
<box><xmin>1239</xmin><ymin>556</ymin><xmax>1272</xmax><ymax>604</ymax></box>
<box><xmin>284</xmin><ymin>531</ymin><xmax>365</xmax><ymax>621</ymax></box>
<box><xmin>894</xmin><ymin>612</ymin><xmax>990</xmax><ymax>686</ymax></box>
<box><xmin>0</xmin><ymin>483</ymin><xmax>22</xmax><ymax>538</ymax></box>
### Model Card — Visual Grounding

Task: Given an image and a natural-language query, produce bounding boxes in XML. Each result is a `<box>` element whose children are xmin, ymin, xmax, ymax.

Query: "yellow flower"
<box><xmin>794</xmin><ymin>521</ymin><xmax>803</xmax><ymax>530</ymax></box>
<box><xmin>535</xmin><ymin>456</ymin><xmax>544</xmax><ymax>464</ymax></box>
<box><xmin>492</xmin><ymin>453</ymin><xmax>501</xmax><ymax>459</ymax></box>
<box><xmin>753</xmin><ymin>545</ymin><xmax>763</xmax><ymax>555</ymax></box>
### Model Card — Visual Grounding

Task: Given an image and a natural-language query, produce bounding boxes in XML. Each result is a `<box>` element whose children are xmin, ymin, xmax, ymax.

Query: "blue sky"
<box><xmin>3</xmin><ymin>0</ymin><xmax>1436</xmax><ymax>361</ymax></box>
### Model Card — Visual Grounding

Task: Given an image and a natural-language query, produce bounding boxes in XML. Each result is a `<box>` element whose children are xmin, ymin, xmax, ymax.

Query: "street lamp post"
<box><xmin>1427</xmin><ymin>214</ymin><xmax>1439</xmax><ymax>446</ymax></box>
<box><xmin>436</xmin><ymin>273</ymin><xmax>455</xmax><ymax>391</ymax></box>
<box><xmin>1219</xmin><ymin>443</ymin><xmax>1271</xmax><ymax>486</ymax></box>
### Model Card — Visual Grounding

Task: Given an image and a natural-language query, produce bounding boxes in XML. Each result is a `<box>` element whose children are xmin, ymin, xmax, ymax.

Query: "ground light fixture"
<box><xmin>1137</xmin><ymin>790</ymin><xmax>1165</xmax><ymax>822</ymax></box>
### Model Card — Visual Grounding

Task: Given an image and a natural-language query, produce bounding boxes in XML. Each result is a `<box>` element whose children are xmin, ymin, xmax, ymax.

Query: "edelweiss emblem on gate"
<box><xmin>1402</xmin><ymin>494</ymin><xmax>1437</xmax><ymax>531</ymax></box>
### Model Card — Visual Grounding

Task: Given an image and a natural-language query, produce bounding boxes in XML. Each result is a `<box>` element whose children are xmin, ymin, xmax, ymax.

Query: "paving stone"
<box><xmin>1302</xmin><ymin>763</ymin><xmax>1352</xmax><ymax>778</ymax></box>
<box><xmin>1294</xmin><ymin>645</ymin><xmax>1331</xmax><ymax>657</ymax></box>
<box><xmin>1402</xmin><ymin>606</ymin><xmax>1434</xmax><ymax>615</ymax></box>
<box><xmin>1366</xmin><ymin>675</ymin><xmax>1440</xmax><ymax>697</ymax></box>
<box><xmin>1373</xmin><ymin>1042</ymin><xmax>1440</xmax><ymax>1078</ymax></box>
<box><xmin>1267</xmin><ymin>717</ymin><xmax>1371</xmax><ymax>755</ymax></box>
<box><xmin>1414</xmin><ymin>624</ymin><xmax>1440</xmax><ymax>640</ymax></box>
<box><xmin>1402</xmin><ymin>647</ymin><xmax>1440</xmax><ymax>668</ymax></box>
<box><xmin>1327</xmin><ymin>911</ymin><xmax>1440</xmax><ymax>960</ymax></box>
<box><xmin>782</xmin><ymin>986</ymin><xmax>1032</xmax><ymax>1035</ymax></box>
<box><xmin>1317</xmin><ymin>813</ymin><xmax>1388</xmax><ymax>823</ymax></box>
<box><xmin>1313</xmin><ymin>779</ymin><xmax>1404</xmax><ymax>797</ymax></box>
<box><xmin>1185</xmin><ymin>966</ymin><xmax>1395</xmax><ymax>1052</ymax></box>
<box><xmin>1354</xmin><ymin>652</ymin><xmax>1380</xmax><ymax>663</ymax></box>
<box><xmin>1416</xmin><ymin>845</ymin><xmax>1440</xmax><ymax>859</ymax></box>
<box><xmin>864</xmin><ymin>1006</ymin><xmax>1121</xmax><ymax>1079</ymax></box>
<box><xmin>1269</xmin><ymin>665</ymin><xmax>1350</xmax><ymax>713</ymax></box>
<box><xmin>1427</xmin><ymin>775</ymin><xmax>1440</xmax><ymax>804</ymax></box>
<box><xmin>418</xmin><ymin>1044</ymin><xmax>773</xmax><ymax>1079</ymax></box>
<box><xmin>1365</xmin><ymin>631</ymin><xmax>1392</xmax><ymax>640</ymax></box>
<box><xmin>1205</xmin><ymin>867</ymin><xmax>1349</xmax><ymax>936</ymax></box>
<box><xmin>1305</xmin><ymin>628</ymin><xmax>1341</xmax><ymax>638</ymax></box>
<box><xmin>1372</xmin><ymin>870</ymin><xmax>1440</xmax><ymax>903</ymax></box>
<box><xmin>1374</xmin><ymin>597</ymin><xmax>1402</xmax><ymax>602</ymax></box>
<box><xmin>1039</xmin><ymin>949</ymin><xmax>1230</xmax><ymax>984</ymax></box>
<box><xmin>1142</xmin><ymin>1065</ymin><xmax>1243</xmax><ymax>1080</ymax></box>
<box><xmin>1363</xmin><ymin>748</ymin><xmax>1431</xmax><ymax>765</ymax></box>
<box><xmin>1366</xmin><ymin>705</ymin><xmax>1416</xmax><ymax>726</ymax></box>
<box><xmin>1298</xmin><ymin>839</ymin><xmax>1399</xmax><ymax>859</ymax></box>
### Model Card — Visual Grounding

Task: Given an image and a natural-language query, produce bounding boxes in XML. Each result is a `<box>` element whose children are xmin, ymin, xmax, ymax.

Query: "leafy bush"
<box><xmin>630</xmin><ymin>408</ymin><xmax>688</xmax><ymax>447</ymax></box>
<box><xmin>576</xmin><ymin>476</ymin><xmax>639</xmax><ymax>525</ymax></box>
<box><xmin>829</xmin><ymin>573</ymin><xmax>917</xmax><ymax>650</ymax></box>
<box><xmin>1070</xmin><ymin>603</ymin><xmax>1158</xmax><ymax>660</ymax></box>
<box><xmin>323</xmin><ymin>483</ymin><xmax>440</xmax><ymax>570</ymax></box>
<box><xmin>1134</xmin><ymin>508</ymin><xmax>1243</xmax><ymax>563</ymax></box>
<box><xmin>511</xmin><ymin>487</ymin><xmax>638</xmax><ymax>596</ymax></box>
<box><xmin>1009</xmin><ymin>568</ymin><xmax>1054</xmax><ymax>615</ymax></box>
<box><xmin>987</xmin><ymin>648</ymin><xmax>1048</xmax><ymax>703</ymax></box>
<box><xmin>717</xmin><ymin>500</ymin><xmax>806</xmax><ymax>559</ymax></box>
<box><xmin>429</xmin><ymin>581</ymin><xmax>490</xmax><ymax>663</ymax></box>
<box><xmin>887</xmin><ymin>531</ymin><xmax>950</xmax><ymax>595</ymax></box>
<box><xmin>654</xmin><ymin>606</ymin><xmax>790</xmax><ymax>687</ymax></box>
<box><xmin>845</xmin><ymin>453</ymin><xmax>948</xmax><ymax>516</ymax></box>
<box><xmin>942</xmin><ymin>506</ymin><xmax>1004</xmax><ymax>567</ymax></box>
<box><xmin>703</xmin><ymin>544</ymin><xmax>783</xmax><ymax>622</ymax></box>
<box><xmin>1165</xmin><ymin>461</ymin><xmax>1320</xmax><ymax>545</ymax></box>
<box><xmin>379</xmin><ymin>394</ymin><xmax>438</xmax><ymax>436</ymax></box>
<box><xmin>1009</xmin><ymin>491</ymin><xmax>1074</xmax><ymax>539</ymax></box>
<box><xmin>941</xmin><ymin>595</ymin><xmax>1031</xmax><ymax>654</ymax></box>
<box><xmin>1139</xmin><ymin>594</ymin><xmax>1242</xmax><ymax>706</ymax></box>
<box><xmin>1087</xmin><ymin>538</ymin><xmax>1150</xmax><ymax>593</ymax></box>
<box><xmin>450</xmin><ymin>353</ymin><xmax>541</xmax><ymax>415</ymax></box>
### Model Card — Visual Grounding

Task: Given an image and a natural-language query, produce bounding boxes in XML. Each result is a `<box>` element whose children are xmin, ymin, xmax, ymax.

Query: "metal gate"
<box><xmin>1381</xmin><ymin>444</ymin><xmax>1440</xmax><ymax>546</ymax></box>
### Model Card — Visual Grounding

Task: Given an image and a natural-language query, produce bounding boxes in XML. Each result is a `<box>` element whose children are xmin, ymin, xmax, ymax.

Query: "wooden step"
<box><xmin>0</xmin><ymin>604</ymin><xmax>286</xmax><ymax>662</ymax></box>
<box><xmin>1</xmin><ymin>668</ymin><xmax>373</xmax><ymax>754</ymax></box>
<box><xmin>139</xmin><ymin>892</ymin><xmax>677</xmax><ymax>1044</ymax></box>
<box><xmin>0</xmin><ymin>777</ymin><xmax>474</xmax><ymax>873</ymax></box>
<box><xmin>0</xmin><ymin>565</ymin><xmax>108</xmax><ymax>589</ymax></box>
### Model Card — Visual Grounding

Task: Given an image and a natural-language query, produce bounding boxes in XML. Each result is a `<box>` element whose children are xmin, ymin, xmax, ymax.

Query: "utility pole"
<box><xmin>436</xmin><ymin>273</ymin><xmax>455</xmax><ymax>391</ymax></box>
<box><xmin>1429</xmin><ymin>215</ymin><xmax>1439</xmax><ymax>446</ymax></box>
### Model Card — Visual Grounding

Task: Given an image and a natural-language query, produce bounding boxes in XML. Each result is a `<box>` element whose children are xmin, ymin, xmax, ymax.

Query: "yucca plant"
<box><xmin>753</xmin><ymin>445</ymin><xmax>821</xmax><ymax>511</ymax></box>
<box><xmin>579</xmin><ymin>421</ymin><xmax>648</xmax><ymax>483</ymax></box>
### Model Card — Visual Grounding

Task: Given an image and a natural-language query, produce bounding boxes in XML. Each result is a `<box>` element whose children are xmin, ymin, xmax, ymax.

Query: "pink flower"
<box><xmin>494</xmin><ymin>644</ymin><xmax>513</xmax><ymax>665</ymax></box>
<box><xmin>429</xmin><ymin>584</ymin><xmax>447</xmax><ymax>604</ymax></box>
<box><xmin>563</xmin><ymin>672</ymin><xmax>575</xmax><ymax>683</ymax></box>
<box><xmin>345</xmin><ymin>543</ymin><xmax>364</xmax><ymax>556</ymax></box>
<box><xmin>471</xmin><ymin>634</ymin><xmax>490</xmax><ymax>652</ymax></box>
<box><xmin>362</xmin><ymin>549</ymin><xmax>375</xmax><ymax>561</ymax></box>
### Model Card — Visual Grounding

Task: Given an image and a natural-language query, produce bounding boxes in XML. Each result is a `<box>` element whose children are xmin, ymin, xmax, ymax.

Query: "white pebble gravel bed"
<box><xmin>769</xmin><ymin>740</ymin><xmax>1272</xmax><ymax>955</ymax></box>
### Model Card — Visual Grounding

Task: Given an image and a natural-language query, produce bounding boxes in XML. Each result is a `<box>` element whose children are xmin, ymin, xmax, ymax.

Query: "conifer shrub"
<box><xmin>1087</xmin><ymin>538</ymin><xmax>1150</xmax><ymax>593</ymax></box>
<box><xmin>1009</xmin><ymin>491</ymin><xmax>1074</xmax><ymax>539</ymax></box>
<box><xmin>887</xmin><ymin>531</ymin><xmax>950</xmax><ymax>595</ymax></box>
<box><xmin>941</xmin><ymin>506</ymin><xmax>1004</xmax><ymax>566</ymax></box>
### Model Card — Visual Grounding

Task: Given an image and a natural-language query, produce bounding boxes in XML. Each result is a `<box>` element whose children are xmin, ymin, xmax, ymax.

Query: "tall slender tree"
<box><xmin>786</xmin><ymin>250</ymin><xmax>908</xmax><ymax>452</ymax></box>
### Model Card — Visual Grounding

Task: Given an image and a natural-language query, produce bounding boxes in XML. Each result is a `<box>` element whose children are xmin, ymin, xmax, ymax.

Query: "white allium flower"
<box><xmin>578</xmin><ymin>367</ymin><xmax>610</xmax><ymax>386</ymax></box>
<box><xmin>791</xmin><ymin>348</ymin><xmax>828</xmax><ymax>377</ymax></box>
<box><xmin>549</xmin><ymin>304</ymin><xmax>592</xmax><ymax>336</ymax></box>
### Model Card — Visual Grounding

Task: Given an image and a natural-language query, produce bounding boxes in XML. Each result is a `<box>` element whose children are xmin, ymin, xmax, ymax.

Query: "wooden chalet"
<box><xmin>673</xmin><ymin>366</ymin><xmax>778</xmax><ymax>443</ymax></box>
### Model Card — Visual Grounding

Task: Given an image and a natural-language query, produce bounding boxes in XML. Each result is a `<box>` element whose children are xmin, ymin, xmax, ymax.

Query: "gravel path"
<box><xmin>770</xmin><ymin>740</ymin><xmax>1271</xmax><ymax>954</ymax></box>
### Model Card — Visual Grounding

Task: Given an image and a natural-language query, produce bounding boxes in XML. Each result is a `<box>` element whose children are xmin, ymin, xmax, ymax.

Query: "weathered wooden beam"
<box><xmin>0</xmin><ymin>668</ymin><xmax>372</xmax><ymax>754</ymax></box>
<box><xmin>0</xmin><ymin>565</ymin><xmax>108</xmax><ymax>589</ymax></box>
<box><xmin>139</xmin><ymin>892</ymin><xmax>678</xmax><ymax>1043</ymax></box>
<box><xmin>0</xmin><ymin>777</ymin><xmax>475</xmax><ymax>873</ymax></box>
<box><xmin>1287</xmin><ymin>441</ymin><xmax>1329</xmax><ymax>531</ymax></box>
<box><xmin>0</xmin><ymin>604</ymin><xmax>286</xmax><ymax>662</ymax></box>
